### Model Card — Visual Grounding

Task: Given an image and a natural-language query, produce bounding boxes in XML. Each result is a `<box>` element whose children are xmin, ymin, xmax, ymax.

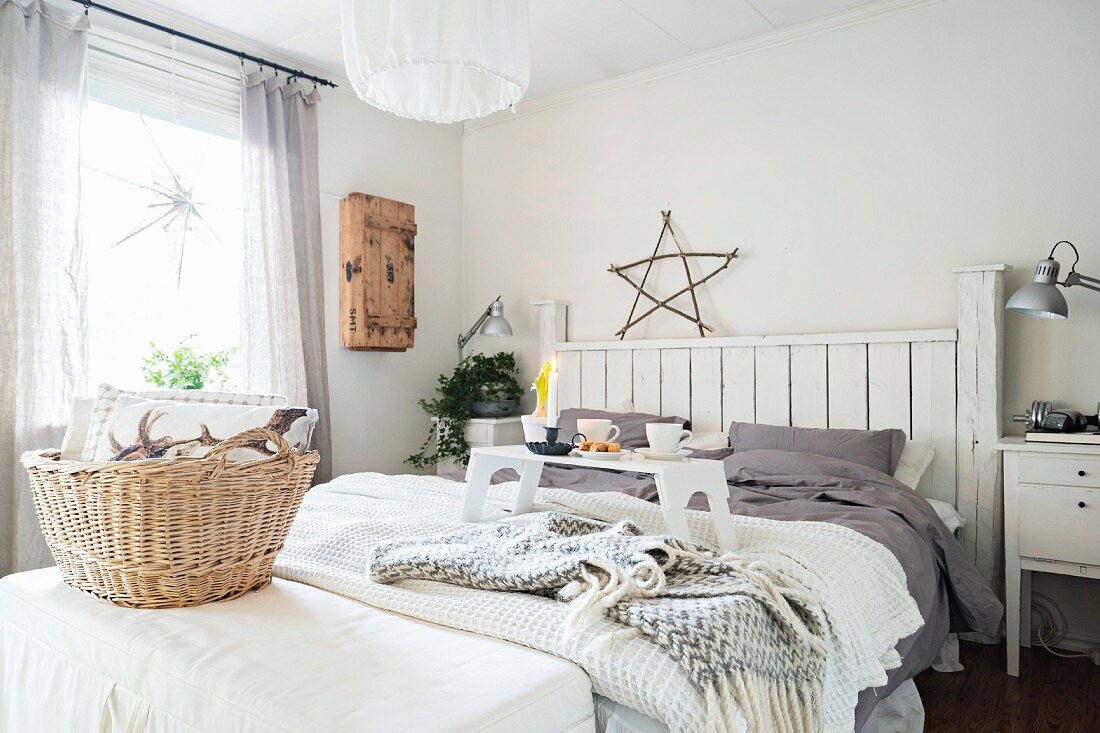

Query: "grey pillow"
<box><xmin>558</xmin><ymin>408</ymin><xmax>690</xmax><ymax>449</ymax></box>
<box><xmin>727</xmin><ymin>421</ymin><xmax>906</xmax><ymax>475</ymax></box>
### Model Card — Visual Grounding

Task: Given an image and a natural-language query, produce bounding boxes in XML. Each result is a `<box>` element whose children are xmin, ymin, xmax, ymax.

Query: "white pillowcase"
<box><xmin>59</xmin><ymin>397</ymin><xmax>95</xmax><ymax>460</ymax></box>
<box><xmin>80</xmin><ymin>383</ymin><xmax>287</xmax><ymax>460</ymax></box>
<box><xmin>925</xmin><ymin>498</ymin><xmax>964</xmax><ymax>533</ymax></box>
<box><xmin>891</xmin><ymin>440</ymin><xmax>965</xmax><ymax>532</ymax></box>
<box><xmin>892</xmin><ymin>440</ymin><xmax>936</xmax><ymax>490</ymax></box>
<box><xmin>685</xmin><ymin>431</ymin><xmax>730</xmax><ymax>451</ymax></box>
<box><xmin>94</xmin><ymin>394</ymin><xmax>317</xmax><ymax>462</ymax></box>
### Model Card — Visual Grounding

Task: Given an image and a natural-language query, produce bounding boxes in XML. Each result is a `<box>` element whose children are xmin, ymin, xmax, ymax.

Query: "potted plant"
<box><xmin>406</xmin><ymin>352</ymin><xmax>523</xmax><ymax>470</ymax></box>
<box><xmin>140</xmin><ymin>334</ymin><xmax>237</xmax><ymax>390</ymax></box>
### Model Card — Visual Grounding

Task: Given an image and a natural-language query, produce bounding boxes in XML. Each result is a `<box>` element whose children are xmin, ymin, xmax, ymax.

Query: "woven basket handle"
<box><xmin>204</xmin><ymin>428</ymin><xmax>293</xmax><ymax>462</ymax></box>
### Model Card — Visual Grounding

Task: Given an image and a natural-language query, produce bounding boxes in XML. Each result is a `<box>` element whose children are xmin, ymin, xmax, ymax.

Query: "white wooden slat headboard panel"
<box><xmin>552</xmin><ymin>330</ymin><xmax>960</xmax><ymax>505</ymax></box>
<box><xmin>533</xmin><ymin>265</ymin><xmax>1009</xmax><ymax>601</ymax></box>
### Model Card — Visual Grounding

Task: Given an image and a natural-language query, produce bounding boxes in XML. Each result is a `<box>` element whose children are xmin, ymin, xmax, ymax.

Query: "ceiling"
<box><xmin>149</xmin><ymin>0</ymin><xmax>879</xmax><ymax>100</ymax></box>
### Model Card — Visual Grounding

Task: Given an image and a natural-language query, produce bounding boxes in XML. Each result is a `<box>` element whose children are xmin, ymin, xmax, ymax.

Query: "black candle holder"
<box><xmin>524</xmin><ymin>425</ymin><xmax>573</xmax><ymax>455</ymax></box>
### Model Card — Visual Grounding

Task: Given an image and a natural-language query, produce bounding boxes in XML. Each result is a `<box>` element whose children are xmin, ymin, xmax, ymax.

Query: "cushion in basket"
<box><xmin>60</xmin><ymin>397</ymin><xmax>95</xmax><ymax>460</ymax></box>
<box><xmin>93</xmin><ymin>394</ymin><xmax>317</xmax><ymax>461</ymax></box>
<box><xmin>80</xmin><ymin>383</ymin><xmax>287</xmax><ymax>460</ymax></box>
<box><xmin>556</xmin><ymin>408</ymin><xmax>690</xmax><ymax>449</ymax></box>
<box><xmin>727</xmin><ymin>421</ymin><xmax>907</xmax><ymax>475</ymax></box>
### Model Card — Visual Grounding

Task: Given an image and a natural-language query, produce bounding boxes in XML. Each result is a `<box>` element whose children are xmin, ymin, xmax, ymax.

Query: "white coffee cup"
<box><xmin>576</xmin><ymin>418</ymin><xmax>621</xmax><ymax>444</ymax></box>
<box><xmin>646</xmin><ymin>422</ymin><xmax>693</xmax><ymax>453</ymax></box>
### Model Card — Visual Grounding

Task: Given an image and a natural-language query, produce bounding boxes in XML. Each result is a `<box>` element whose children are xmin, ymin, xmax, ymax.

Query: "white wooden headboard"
<box><xmin>533</xmin><ymin>265</ymin><xmax>1008</xmax><ymax>595</ymax></box>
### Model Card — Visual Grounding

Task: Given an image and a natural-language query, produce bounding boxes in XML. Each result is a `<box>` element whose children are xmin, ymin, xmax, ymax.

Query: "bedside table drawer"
<box><xmin>1018</xmin><ymin>453</ymin><xmax>1100</xmax><ymax>488</ymax></box>
<box><xmin>465</xmin><ymin>423</ymin><xmax>492</xmax><ymax>445</ymax></box>
<box><xmin>1018</xmin><ymin>484</ymin><xmax>1100</xmax><ymax>565</ymax></box>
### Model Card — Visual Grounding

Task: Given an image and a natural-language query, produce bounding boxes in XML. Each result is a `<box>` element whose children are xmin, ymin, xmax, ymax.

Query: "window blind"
<box><xmin>88</xmin><ymin>32</ymin><xmax>240</xmax><ymax>139</ymax></box>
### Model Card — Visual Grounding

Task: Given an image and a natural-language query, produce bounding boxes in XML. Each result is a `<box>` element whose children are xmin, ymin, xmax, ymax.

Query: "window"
<box><xmin>81</xmin><ymin>31</ymin><xmax>243</xmax><ymax>391</ymax></box>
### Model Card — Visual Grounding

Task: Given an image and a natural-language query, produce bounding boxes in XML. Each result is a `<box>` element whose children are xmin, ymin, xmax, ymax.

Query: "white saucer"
<box><xmin>572</xmin><ymin>449</ymin><xmax>630</xmax><ymax>460</ymax></box>
<box><xmin>635</xmin><ymin>447</ymin><xmax>693</xmax><ymax>461</ymax></box>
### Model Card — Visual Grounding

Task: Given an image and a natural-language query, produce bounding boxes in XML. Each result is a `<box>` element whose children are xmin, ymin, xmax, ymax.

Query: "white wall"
<box><xmin>462</xmin><ymin>0</ymin><xmax>1100</xmax><ymax>646</ymax></box>
<box><xmin>463</xmin><ymin>0</ymin><xmax>1100</xmax><ymax>424</ymax></box>
<box><xmin>318</xmin><ymin>90</ymin><xmax>463</xmax><ymax>477</ymax></box>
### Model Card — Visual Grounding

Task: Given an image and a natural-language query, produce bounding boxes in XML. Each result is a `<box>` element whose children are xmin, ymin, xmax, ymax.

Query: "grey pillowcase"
<box><xmin>727</xmin><ymin>421</ymin><xmax>907</xmax><ymax>475</ymax></box>
<box><xmin>558</xmin><ymin>408</ymin><xmax>690</xmax><ymax>449</ymax></box>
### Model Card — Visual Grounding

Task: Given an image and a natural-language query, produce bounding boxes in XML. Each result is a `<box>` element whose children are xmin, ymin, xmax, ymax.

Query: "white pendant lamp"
<box><xmin>341</xmin><ymin>0</ymin><xmax>530</xmax><ymax>123</ymax></box>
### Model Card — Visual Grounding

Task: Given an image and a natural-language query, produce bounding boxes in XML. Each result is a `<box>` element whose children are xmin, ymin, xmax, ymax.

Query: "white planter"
<box><xmin>520</xmin><ymin>414</ymin><xmax>547</xmax><ymax>443</ymax></box>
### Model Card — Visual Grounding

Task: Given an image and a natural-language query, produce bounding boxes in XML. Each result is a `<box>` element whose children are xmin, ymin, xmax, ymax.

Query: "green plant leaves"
<box><xmin>140</xmin><ymin>334</ymin><xmax>237</xmax><ymax>391</ymax></box>
<box><xmin>406</xmin><ymin>352</ymin><xmax>523</xmax><ymax>470</ymax></box>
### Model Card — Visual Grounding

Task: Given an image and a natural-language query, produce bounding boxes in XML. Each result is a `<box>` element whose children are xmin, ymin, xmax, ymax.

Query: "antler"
<box><xmin>108</xmin><ymin>409</ymin><xmax>306</xmax><ymax>461</ymax></box>
<box><xmin>224</xmin><ymin>409</ymin><xmax>308</xmax><ymax>456</ymax></box>
<box><xmin>110</xmin><ymin>409</ymin><xmax>225</xmax><ymax>461</ymax></box>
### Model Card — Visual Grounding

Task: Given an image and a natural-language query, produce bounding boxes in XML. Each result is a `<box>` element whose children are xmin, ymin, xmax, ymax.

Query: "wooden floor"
<box><xmin>915</xmin><ymin>641</ymin><xmax>1100</xmax><ymax>732</ymax></box>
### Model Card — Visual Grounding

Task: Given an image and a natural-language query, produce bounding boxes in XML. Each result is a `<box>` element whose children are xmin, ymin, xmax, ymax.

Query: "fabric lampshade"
<box><xmin>341</xmin><ymin>0</ymin><xmax>530</xmax><ymax>123</ymax></box>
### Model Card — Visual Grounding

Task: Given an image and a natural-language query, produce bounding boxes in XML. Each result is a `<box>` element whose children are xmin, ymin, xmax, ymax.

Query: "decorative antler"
<box><xmin>109</xmin><ymin>409</ymin><xmax>226</xmax><ymax>461</ymax></box>
<box><xmin>227</xmin><ymin>409</ymin><xmax>309</xmax><ymax>456</ymax></box>
<box><xmin>107</xmin><ymin>408</ymin><xmax>305</xmax><ymax>461</ymax></box>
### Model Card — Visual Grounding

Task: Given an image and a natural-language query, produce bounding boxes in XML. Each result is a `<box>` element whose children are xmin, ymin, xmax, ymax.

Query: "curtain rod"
<box><xmin>73</xmin><ymin>0</ymin><xmax>338</xmax><ymax>88</ymax></box>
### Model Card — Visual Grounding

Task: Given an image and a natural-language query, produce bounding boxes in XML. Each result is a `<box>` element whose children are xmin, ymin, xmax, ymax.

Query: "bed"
<box><xmin>0</xmin><ymin>265</ymin><xmax>1009</xmax><ymax>733</ymax></box>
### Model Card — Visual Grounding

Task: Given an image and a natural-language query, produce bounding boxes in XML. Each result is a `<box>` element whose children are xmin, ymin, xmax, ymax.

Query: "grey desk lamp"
<box><xmin>1006</xmin><ymin>241</ymin><xmax>1100</xmax><ymax>319</ymax></box>
<box><xmin>458</xmin><ymin>296</ymin><xmax>512</xmax><ymax>358</ymax></box>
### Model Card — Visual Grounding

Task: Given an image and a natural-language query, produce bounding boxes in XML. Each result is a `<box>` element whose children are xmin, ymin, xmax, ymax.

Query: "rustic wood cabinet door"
<box><xmin>339</xmin><ymin>193</ymin><xmax>417</xmax><ymax>351</ymax></box>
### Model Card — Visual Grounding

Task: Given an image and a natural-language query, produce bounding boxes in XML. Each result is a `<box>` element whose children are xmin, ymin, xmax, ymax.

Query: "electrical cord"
<box><xmin>1031</xmin><ymin>592</ymin><xmax>1090</xmax><ymax>659</ymax></box>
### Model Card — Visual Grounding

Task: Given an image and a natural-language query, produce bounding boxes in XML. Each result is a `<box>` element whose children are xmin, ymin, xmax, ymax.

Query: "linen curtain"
<box><xmin>240</xmin><ymin>73</ymin><xmax>332</xmax><ymax>483</ymax></box>
<box><xmin>0</xmin><ymin>0</ymin><xmax>88</xmax><ymax>575</ymax></box>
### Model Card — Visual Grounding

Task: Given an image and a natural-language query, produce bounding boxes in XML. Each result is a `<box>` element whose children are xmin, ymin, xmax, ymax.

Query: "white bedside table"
<box><xmin>997</xmin><ymin>436</ymin><xmax>1100</xmax><ymax>676</ymax></box>
<box><xmin>434</xmin><ymin>417</ymin><xmax>526</xmax><ymax>475</ymax></box>
<box><xmin>461</xmin><ymin>445</ymin><xmax>739</xmax><ymax>552</ymax></box>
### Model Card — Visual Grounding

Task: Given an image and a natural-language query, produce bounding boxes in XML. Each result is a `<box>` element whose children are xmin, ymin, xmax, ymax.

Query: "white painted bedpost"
<box><xmin>954</xmin><ymin>264</ymin><xmax>1009</xmax><ymax>627</ymax></box>
<box><xmin>532</xmin><ymin>299</ymin><xmax>568</xmax><ymax>368</ymax></box>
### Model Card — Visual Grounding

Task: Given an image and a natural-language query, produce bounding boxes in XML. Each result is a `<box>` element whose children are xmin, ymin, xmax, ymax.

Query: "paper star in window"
<box><xmin>609</xmin><ymin>210</ymin><xmax>739</xmax><ymax>339</ymax></box>
<box><xmin>83</xmin><ymin>115</ymin><xmax>225</xmax><ymax>287</ymax></box>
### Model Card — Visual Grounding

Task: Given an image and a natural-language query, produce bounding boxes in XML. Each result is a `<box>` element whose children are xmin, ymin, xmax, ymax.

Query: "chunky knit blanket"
<box><xmin>371</xmin><ymin>511</ymin><xmax>826</xmax><ymax>732</ymax></box>
<box><xmin>274</xmin><ymin>473</ymin><xmax>924</xmax><ymax>733</ymax></box>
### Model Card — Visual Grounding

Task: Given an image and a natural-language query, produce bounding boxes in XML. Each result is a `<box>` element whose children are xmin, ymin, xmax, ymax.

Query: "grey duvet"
<box><xmin>448</xmin><ymin>448</ymin><xmax>1003</xmax><ymax>729</ymax></box>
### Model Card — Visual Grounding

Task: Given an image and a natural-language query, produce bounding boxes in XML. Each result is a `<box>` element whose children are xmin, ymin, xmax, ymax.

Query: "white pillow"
<box><xmin>685</xmin><ymin>431</ymin><xmax>730</xmax><ymax>451</ymax></box>
<box><xmin>892</xmin><ymin>440</ymin><xmax>935</xmax><ymax>490</ymax></box>
<box><xmin>59</xmin><ymin>397</ymin><xmax>95</xmax><ymax>460</ymax></box>
<box><xmin>925</xmin><ymin>498</ymin><xmax>965</xmax><ymax>534</ymax></box>
<box><xmin>95</xmin><ymin>394</ymin><xmax>316</xmax><ymax>462</ymax></box>
<box><xmin>80</xmin><ymin>383</ymin><xmax>287</xmax><ymax>460</ymax></box>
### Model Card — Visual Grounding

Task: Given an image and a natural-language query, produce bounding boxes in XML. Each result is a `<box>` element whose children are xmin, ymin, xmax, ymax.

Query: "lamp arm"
<box><xmin>458</xmin><ymin>309</ymin><xmax>492</xmax><ymax>352</ymax></box>
<box><xmin>456</xmin><ymin>295</ymin><xmax>505</xmax><ymax>353</ymax></box>
<box><xmin>1064</xmin><ymin>271</ymin><xmax>1100</xmax><ymax>293</ymax></box>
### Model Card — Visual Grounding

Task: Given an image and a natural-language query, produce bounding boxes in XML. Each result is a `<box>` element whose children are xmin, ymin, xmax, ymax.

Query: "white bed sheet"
<box><xmin>593</xmin><ymin>680</ymin><xmax>924</xmax><ymax>733</ymax></box>
<box><xmin>0</xmin><ymin>568</ymin><xmax>596</xmax><ymax>733</ymax></box>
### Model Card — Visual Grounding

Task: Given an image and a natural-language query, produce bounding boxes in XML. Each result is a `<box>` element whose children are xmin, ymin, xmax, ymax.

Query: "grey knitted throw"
<box><xmin>370</xmin><ymin>512</ymin><xmax>826</xmax><ymax>732</ymax></box>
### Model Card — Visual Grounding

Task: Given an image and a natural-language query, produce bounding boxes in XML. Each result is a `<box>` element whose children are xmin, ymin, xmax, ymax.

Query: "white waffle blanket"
<box><xmin>274</xmin><ymin>473</ymin><xmax>923</xmax><ymax>733</ymax></box>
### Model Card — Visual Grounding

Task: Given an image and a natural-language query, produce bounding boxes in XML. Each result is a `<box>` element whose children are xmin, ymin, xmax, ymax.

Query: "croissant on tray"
<box><xmin>579</xmin><ymin>440</ymin><xmax>620</xmax><ymax>453</ymax></box>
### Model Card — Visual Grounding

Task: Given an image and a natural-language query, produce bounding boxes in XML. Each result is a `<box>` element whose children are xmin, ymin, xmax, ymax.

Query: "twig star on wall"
<box><xmin>609</xmin><ymin>210</ymin><xmax>739</xmax><ymax>339</ymax></box>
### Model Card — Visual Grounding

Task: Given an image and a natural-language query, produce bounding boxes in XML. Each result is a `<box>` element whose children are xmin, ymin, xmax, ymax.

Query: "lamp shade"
<box><xmin>341</xmin><ymin>0</ymin><xmax>530</xmax><ymax>123</ymax></box>
<box><xmin>480</xmin><ymin>299</ymin><xmax>512</xmax><ymax>337</ymax></box>
<box><xmin>1006</xmin><ymin>258</ymin><xmax>1068</xmax><ymax>319</ymax></box>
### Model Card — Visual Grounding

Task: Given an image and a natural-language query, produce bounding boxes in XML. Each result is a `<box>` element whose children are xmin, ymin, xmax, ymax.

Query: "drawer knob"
<box><xmin>1079</xmin><ymin>501</ymin><xmax>1087</xmax><ymax>508</ymax></box>
<box><xmin>1079</xmin><ymin>470</ymin><xmax>1087</xmax><ymax>476</ymax></box>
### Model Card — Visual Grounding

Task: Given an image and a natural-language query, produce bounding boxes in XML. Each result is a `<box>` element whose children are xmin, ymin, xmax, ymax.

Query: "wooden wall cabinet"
<box><xmin>339</xmin><ymin>193</ymin><xmax>417</xmax><ymax>351</ymax></box>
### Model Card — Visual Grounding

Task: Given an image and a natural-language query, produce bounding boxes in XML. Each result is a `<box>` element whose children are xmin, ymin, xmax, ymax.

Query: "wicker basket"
<box><xmin>21</xmin><ymin>428</ymin><xmax>319</xmax><ymax>609</ymax></box>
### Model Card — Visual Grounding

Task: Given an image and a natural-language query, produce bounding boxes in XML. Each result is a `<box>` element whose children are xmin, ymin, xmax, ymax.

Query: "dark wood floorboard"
<box><xmin>915</xmin><ymin>641</ymin><xmax>1100</xmax><ymax>732</ymax></box>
